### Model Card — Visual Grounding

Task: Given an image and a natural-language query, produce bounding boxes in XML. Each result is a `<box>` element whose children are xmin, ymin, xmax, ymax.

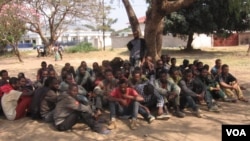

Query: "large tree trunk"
<box><xmin>185</xmin><ymin>33</ymin><xmax>194</xmax><ymax>51</ymax></box>
<box><xmin>145</xmin><ymin>9</ymin><xmax>164</xmax><ymax>62</ymax></box>
<box><xmin>156</xmin><ymin>19</ymin><xmax>164</xmax><ymax>59</ymax></box>
<box><xmin>247</xmin><ymin>43</ymin><xmax>250</xmax><ymax>55</ymax></box>
<box><xmin>122</xmin><ymin>0</ymin><xmax>141</xmax><ymax>36</ymax></box>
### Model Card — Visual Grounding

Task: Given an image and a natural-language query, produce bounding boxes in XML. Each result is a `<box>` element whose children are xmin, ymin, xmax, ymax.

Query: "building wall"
<box><xmin>111</xmin><ymin>34</ymin><xmax>211</xmax><ymax>48</ymax></box>
<box><xmin>239</xmin><ymin>32</ymin><xmax>250</xmax><ymax>45</ymax></box>
<box><xmin>20</xmin><ymin>31</ymin><xmax>112</xmax><ymax>49</ymax></box>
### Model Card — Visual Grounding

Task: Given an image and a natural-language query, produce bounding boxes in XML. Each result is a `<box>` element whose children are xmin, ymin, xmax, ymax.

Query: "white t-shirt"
<box><xmin>1</xmin><ymin>90</ymin><xmax>22</xmax><ymax>120</ymax></box>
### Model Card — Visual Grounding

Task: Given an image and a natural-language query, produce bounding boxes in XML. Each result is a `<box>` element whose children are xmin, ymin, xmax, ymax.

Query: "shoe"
<box><xmin>208</xmin><ymin>105</ymin><xmax>220</xmax><ymax>112</ymax></box>
<box><xmin>193</xmin><ymin>110</ymin><xmax>202</xmax><ymax>118</ymax></box>
<box><xmin>223</xmin><ymin>98</ymin><xmax>237</xmax><ymax>103</ymax></box>
<box><xmin>107</xmin><ymin>119</ymin><xmax>117</xmax><ymax>130</ymax></box>
<box><xmin>239</xmin><ymin>98</ymin><xmax>248</xmax><ymax>103</ymax></box>
<box><xmin>147</xmin><ymin>115</ymin><xmax>155</xmax><ymax>124</ymax></box>
<box><xmin>97</xmin><ymin>126</ymin><xmax>111</xmax><ymax>135</ymax></box>
<box><xmin>174</xmin><ymin>110</ymin><xmax>185</xmax><ymax>118</ymax></box>
<box><xmin>156</xmin><ymin>113</ymin><xmax>171</xmax><ymax>120</ymax></box>
<box><xmin>130</xmin><ymin>119</ymin><xmax>137</xmax><ymax>130</ymax></box>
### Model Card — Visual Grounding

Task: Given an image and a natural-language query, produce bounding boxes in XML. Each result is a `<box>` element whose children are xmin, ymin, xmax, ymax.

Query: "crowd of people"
<box><xmin>0</xmin><ymin>55</ymin><xmax>248</xmax><ymax>134</ymax></box>
<box><xmin>0</xmin><ymin>31</ymin><xmax>248</xmax><ymax>135</ymax></box>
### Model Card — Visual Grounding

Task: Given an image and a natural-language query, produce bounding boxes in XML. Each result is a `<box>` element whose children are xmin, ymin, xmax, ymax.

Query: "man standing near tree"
<box><xmin>127</xmin><ymin>30</ymin><xmax>147</xmax><ymax>68</ymax></box>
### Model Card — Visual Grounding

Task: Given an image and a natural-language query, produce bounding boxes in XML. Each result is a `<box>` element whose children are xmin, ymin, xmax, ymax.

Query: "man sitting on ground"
<box><xmin>108</xmin><ymin>78</ymin><xmax>144</xmax><ymax>130</ymax></box>
<box><xmin>217</xmin><ymin>64</ymin><xmax>248</xmax><ymax>102</ymax></box>
<box><xmin>135</xmin><ymin>82</ymin><xmax>171</xmax><ymax>121</ymax></box>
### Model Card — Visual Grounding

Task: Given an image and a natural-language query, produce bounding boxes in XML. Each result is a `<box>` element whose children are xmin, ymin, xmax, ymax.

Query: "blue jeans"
<box><xmin>180</xmin><ymin>95</ymin><xmax>198</xmax><ymax>111</ymax></box>
<box><xmin>109</xmin><ymin>100</ymin><xmax>139</xmax><ymax>120</ymax></box>
<box><xmin>138</xmin><ymin>96</ymin><xmax>158</xmax><ymax>119</ymax></box>
<box><xmin>204</xmin><ymin>90</ymin><xmax>213</xmax><ymax>109</ymax></box>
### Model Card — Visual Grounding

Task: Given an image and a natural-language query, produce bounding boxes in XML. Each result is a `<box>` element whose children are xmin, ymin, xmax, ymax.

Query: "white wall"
<box><xmin>192</xmin><ymin>34</ymin><xmax>212</xmax><ymax>48</ymax></box>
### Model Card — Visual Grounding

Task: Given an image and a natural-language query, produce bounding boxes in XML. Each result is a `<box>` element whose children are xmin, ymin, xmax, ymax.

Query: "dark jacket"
<box><xmin>127</xmin><ymin>38</ymin><xmax>147</xmax><ymax>60</ymax></box>
<box><xmin>30</xmin><ymin>87</ymin><xmax>50</xmax><ymax>119</ymax></box>
<box><xmin>40</xmin><ymin>89</ymin><xmax>58</xmax><ymax>117</ymax></box>
<box><xmin>53</xmin><ymin>92</ymin><xmax>93</xmax><ymax>125</ymax></box>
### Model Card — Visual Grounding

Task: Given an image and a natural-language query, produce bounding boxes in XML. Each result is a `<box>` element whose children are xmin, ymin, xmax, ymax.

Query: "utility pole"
<box><xmin>102</xmin><ymin>0</ymin><xmax>105</xmax><ymax>51</ymax></box>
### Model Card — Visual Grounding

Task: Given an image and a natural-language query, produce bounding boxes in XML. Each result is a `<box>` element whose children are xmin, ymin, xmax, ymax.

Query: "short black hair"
<box><xmin>183</xmin><ymin>69</ymin><xmax>193</xmax><ymax>77</ymax></box>
<box><xmin>118</xmin><ymin>78</ymin><xmax>128</xmax><ymax>85</ymax></box>
<box><xmin>0</xmin><ymin>70</ymin><xmax>8</xmax><ymax>77</ymax></box>
<box><xmin>9</xmin><ymin>77</ymin><xmax>19</xmax><ymax>85</ymax></box>
<box><xmin>222</xmin><ymin>64</ymin><xmax>229</xmax><ymax>70</ymax></box>
<box><xmin>68</xmin><ymin>83</ymin><xmax>78</xmax><ymax>91</ymax></box>
<box><xmin>143</xmin><ymin>83</ymin><xmax>154</xmax><ymax>95</ymax></box>
<box><xmin>44</xmin><ymin>77</ymin><xmax>57</xmax><ymax>87</ymax></box>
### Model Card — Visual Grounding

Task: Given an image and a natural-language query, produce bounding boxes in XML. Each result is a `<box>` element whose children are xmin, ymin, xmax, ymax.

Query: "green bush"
<box><xmin>65</xmin><ymin>42</ymin><xmax>99</xmax><ymax>53</ymax></box>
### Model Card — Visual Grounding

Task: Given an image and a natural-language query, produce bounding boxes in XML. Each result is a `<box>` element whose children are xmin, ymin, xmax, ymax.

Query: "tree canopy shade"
<box><xmin>164</xmin><ymin>0</ymin><xmax>250</xmax><ymax>50</ymax></box>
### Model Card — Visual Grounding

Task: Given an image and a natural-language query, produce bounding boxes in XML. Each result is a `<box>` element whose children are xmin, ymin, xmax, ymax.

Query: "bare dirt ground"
<box><xmin>0</xmin><ymin>46</ymin><xmax>250</xmax><ymax>141</ymax></box>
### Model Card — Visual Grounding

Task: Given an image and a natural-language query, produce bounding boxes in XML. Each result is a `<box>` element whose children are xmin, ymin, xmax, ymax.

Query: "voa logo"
<box><xmin>226</xmin><ymin>129</ymin><xmax>246</xmax><ymax>136</ymax></box>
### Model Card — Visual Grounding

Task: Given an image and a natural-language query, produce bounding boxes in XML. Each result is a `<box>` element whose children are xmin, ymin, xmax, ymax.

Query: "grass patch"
<box><xmin>65</xmin><ymin>42</ymin><xmax>99</xmax><ymax>53</ymax></box>
<box><xmin>0</xmin><ymin>51</ymin><xmax>15</xmax><ymax>58</ymax></box>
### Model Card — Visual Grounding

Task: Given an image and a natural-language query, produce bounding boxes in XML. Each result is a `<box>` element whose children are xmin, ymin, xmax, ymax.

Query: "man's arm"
<box><xmin>127</xmin><ymin>41</ymin><xmax>133</xmax><ymax>51</ymax></box>
<box><xmin>178</xmin><ymin>80</ymin><xmax>197</xmax><ymax>97</ymax></box>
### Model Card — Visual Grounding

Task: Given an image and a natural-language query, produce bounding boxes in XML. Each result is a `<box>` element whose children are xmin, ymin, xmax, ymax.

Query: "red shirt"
<box><xmin>110</xmin><ymin>87</ymin><xmax>139</xmax><ymax>106</ymax></box>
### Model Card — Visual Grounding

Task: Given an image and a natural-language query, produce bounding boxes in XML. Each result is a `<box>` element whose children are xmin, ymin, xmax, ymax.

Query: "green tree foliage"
<box><xmin>164</xmin><ymin>0</ymin><xmax>250</xmax><ymax>50</ymax></box>
<box><xmin>0</xmin><ymin>2</ymin><xmax>26</xmax><ymax>62</ymax></box>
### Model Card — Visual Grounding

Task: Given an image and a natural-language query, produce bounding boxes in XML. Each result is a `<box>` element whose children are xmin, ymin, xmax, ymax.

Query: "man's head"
<box><xmin>104</xmin><ymin>69</ymin><xmax>114</xmax><ymax>81</ymax></box>
<box><xmin>9</xmin><ymin>77</ymin><xmax>20</xmax><ymax>90</ymax></box>
<box><xmin>79</xmin><ymin>67</ymin><xmax>86</xmax><ymax>75</ymax></box>
<box><xmin>156</xmin><ymin>60</ymin><xmax>163</xmax><ymax>68</ymax></box>
<box><xmin>41</xmin><ymin>70</ymin><xmax>48</xmax><ymax>80</ymax></box>
<box><xmin>0</xmin><ymin>70</ymin><xmax>9</xmax><ymax>80</ymax></box>
<box><xmin>184</xmin><ymin>69</ymin><xmax>193</xmax><ymax>82</ymax></box>
<box><xmin>48</xmin><ymin>70</ymin><xmax>56</xmax><ymax>78</ymax></box>
<box><xmin>132</xmin><ymin>69</ymin><xmax>142</xmax><ymax>82</ymax></box>
<box><xmin>143</xmin><ymin>83</ymin><xmax>154</xmax><ymax>96</ymax></box>
<box><xmin>47</xmin><ymin>77</ymin><xmax>59</xmax><ymax>91</ymax></box>
<box><xmin>133</xmin><ymin>30</ymin><xmax>139</xmax><ymax>39</ymax></box>
<box><xmin>170</xmin><ymin>68</ymin><xmax>180</xmax><ymax>80</ymax></box>
<box><xmin>18</xmin><ymin>77</ymin><xmax>26</xmax><ymax>87</ymax></box>
<box><xmin>92</xmin><ymin>62</ymin><xmax>99</xmax><ymax>70</ymax></box>
<box><xmin>200</xmin><ymin>67</ymin><xmax>208</xmax><ymax>78</ymax></box>
<box><xmin>159</xmin><ymin>70</ymin><xmax>168</xmax><ymax>84</ymax></box>
<box><xmin>68</xmin><ymin>83</ymin><xmax>78</xmax><ymax>97</ymax></box>
<box><xmin>171</xmin><ymin>58</ymin><xmax>177</xmax><ymax>66</ymax></box>
<box><xmin>81</xmin><ymin>61</ymin><xmax>87</xmax><ymax>69</ymax></box>
<box><xmin>41</xmin><ymin>61</ymin><xmax>47</xmax><ymax>69</ymax></box>
<box><xmin>65</xmin><ymin>63</ymin><xmax>71</xmax><ymax>70</ymax></box>
<box><xmin>221</xmin><ymin>64</ymin><xmax>229</xmax><ymax>75</ymax></box>
<box><xmin>65</xmin><ymin>73</ymin><xmax>74</xmax><ymax>84</ymax></box>
<box><xmin>183</xmin><ymin>59</ymin><xmax>189</xmax><ymax>66</ymax></box>
<box><xmin>215</xmin><ymin>59</ymin><xmax>222</xmax><ymax>68</ymax></box>
<box><xmin>118</xmin><ymin>78</ymin><xmax>128</xmax><ymax>94</ymax></box>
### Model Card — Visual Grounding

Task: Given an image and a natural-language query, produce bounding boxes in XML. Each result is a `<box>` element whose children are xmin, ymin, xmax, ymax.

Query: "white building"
<box><xmin>20</xmin><ymin>25</ymin><xmax>112</xmax><ymax>49</ymax></box>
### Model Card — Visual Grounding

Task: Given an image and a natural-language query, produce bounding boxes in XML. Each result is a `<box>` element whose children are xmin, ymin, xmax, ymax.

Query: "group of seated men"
<box><xmin>0</xmin><ymin>55</ymin><xmax>248</xmax><ymax>134</ymax></box>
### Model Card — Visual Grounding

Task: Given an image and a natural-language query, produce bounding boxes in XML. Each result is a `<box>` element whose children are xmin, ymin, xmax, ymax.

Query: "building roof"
<box><xmin>126</xmin><ymin>16</ymin><xmax>146</xmax><ymax>24</ymax></box>
<box><xmin>138</xmin><ymin>16</ymin><xmax>146</xmax><ymax>23</ymax></box>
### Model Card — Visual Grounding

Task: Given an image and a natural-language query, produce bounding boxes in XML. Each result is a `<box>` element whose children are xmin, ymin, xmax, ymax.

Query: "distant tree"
<box><xmin>20</xmin><ymin>0</ymin><xmax>100</xmax><ymax>55</ymax></box>
<box><xmin>0</xmin><ymin>3</ymin><xmax>27</xmax><ymax>62</ymax></box>
<box><xmin>164</xmin><ymin>0</ymin><xmax>250</xmax><ymax>51</ymax></box>
<box><xmin>84</xmin><ymin>2</ymin><xmax>117</xmax><ymax>50</ymax></box>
